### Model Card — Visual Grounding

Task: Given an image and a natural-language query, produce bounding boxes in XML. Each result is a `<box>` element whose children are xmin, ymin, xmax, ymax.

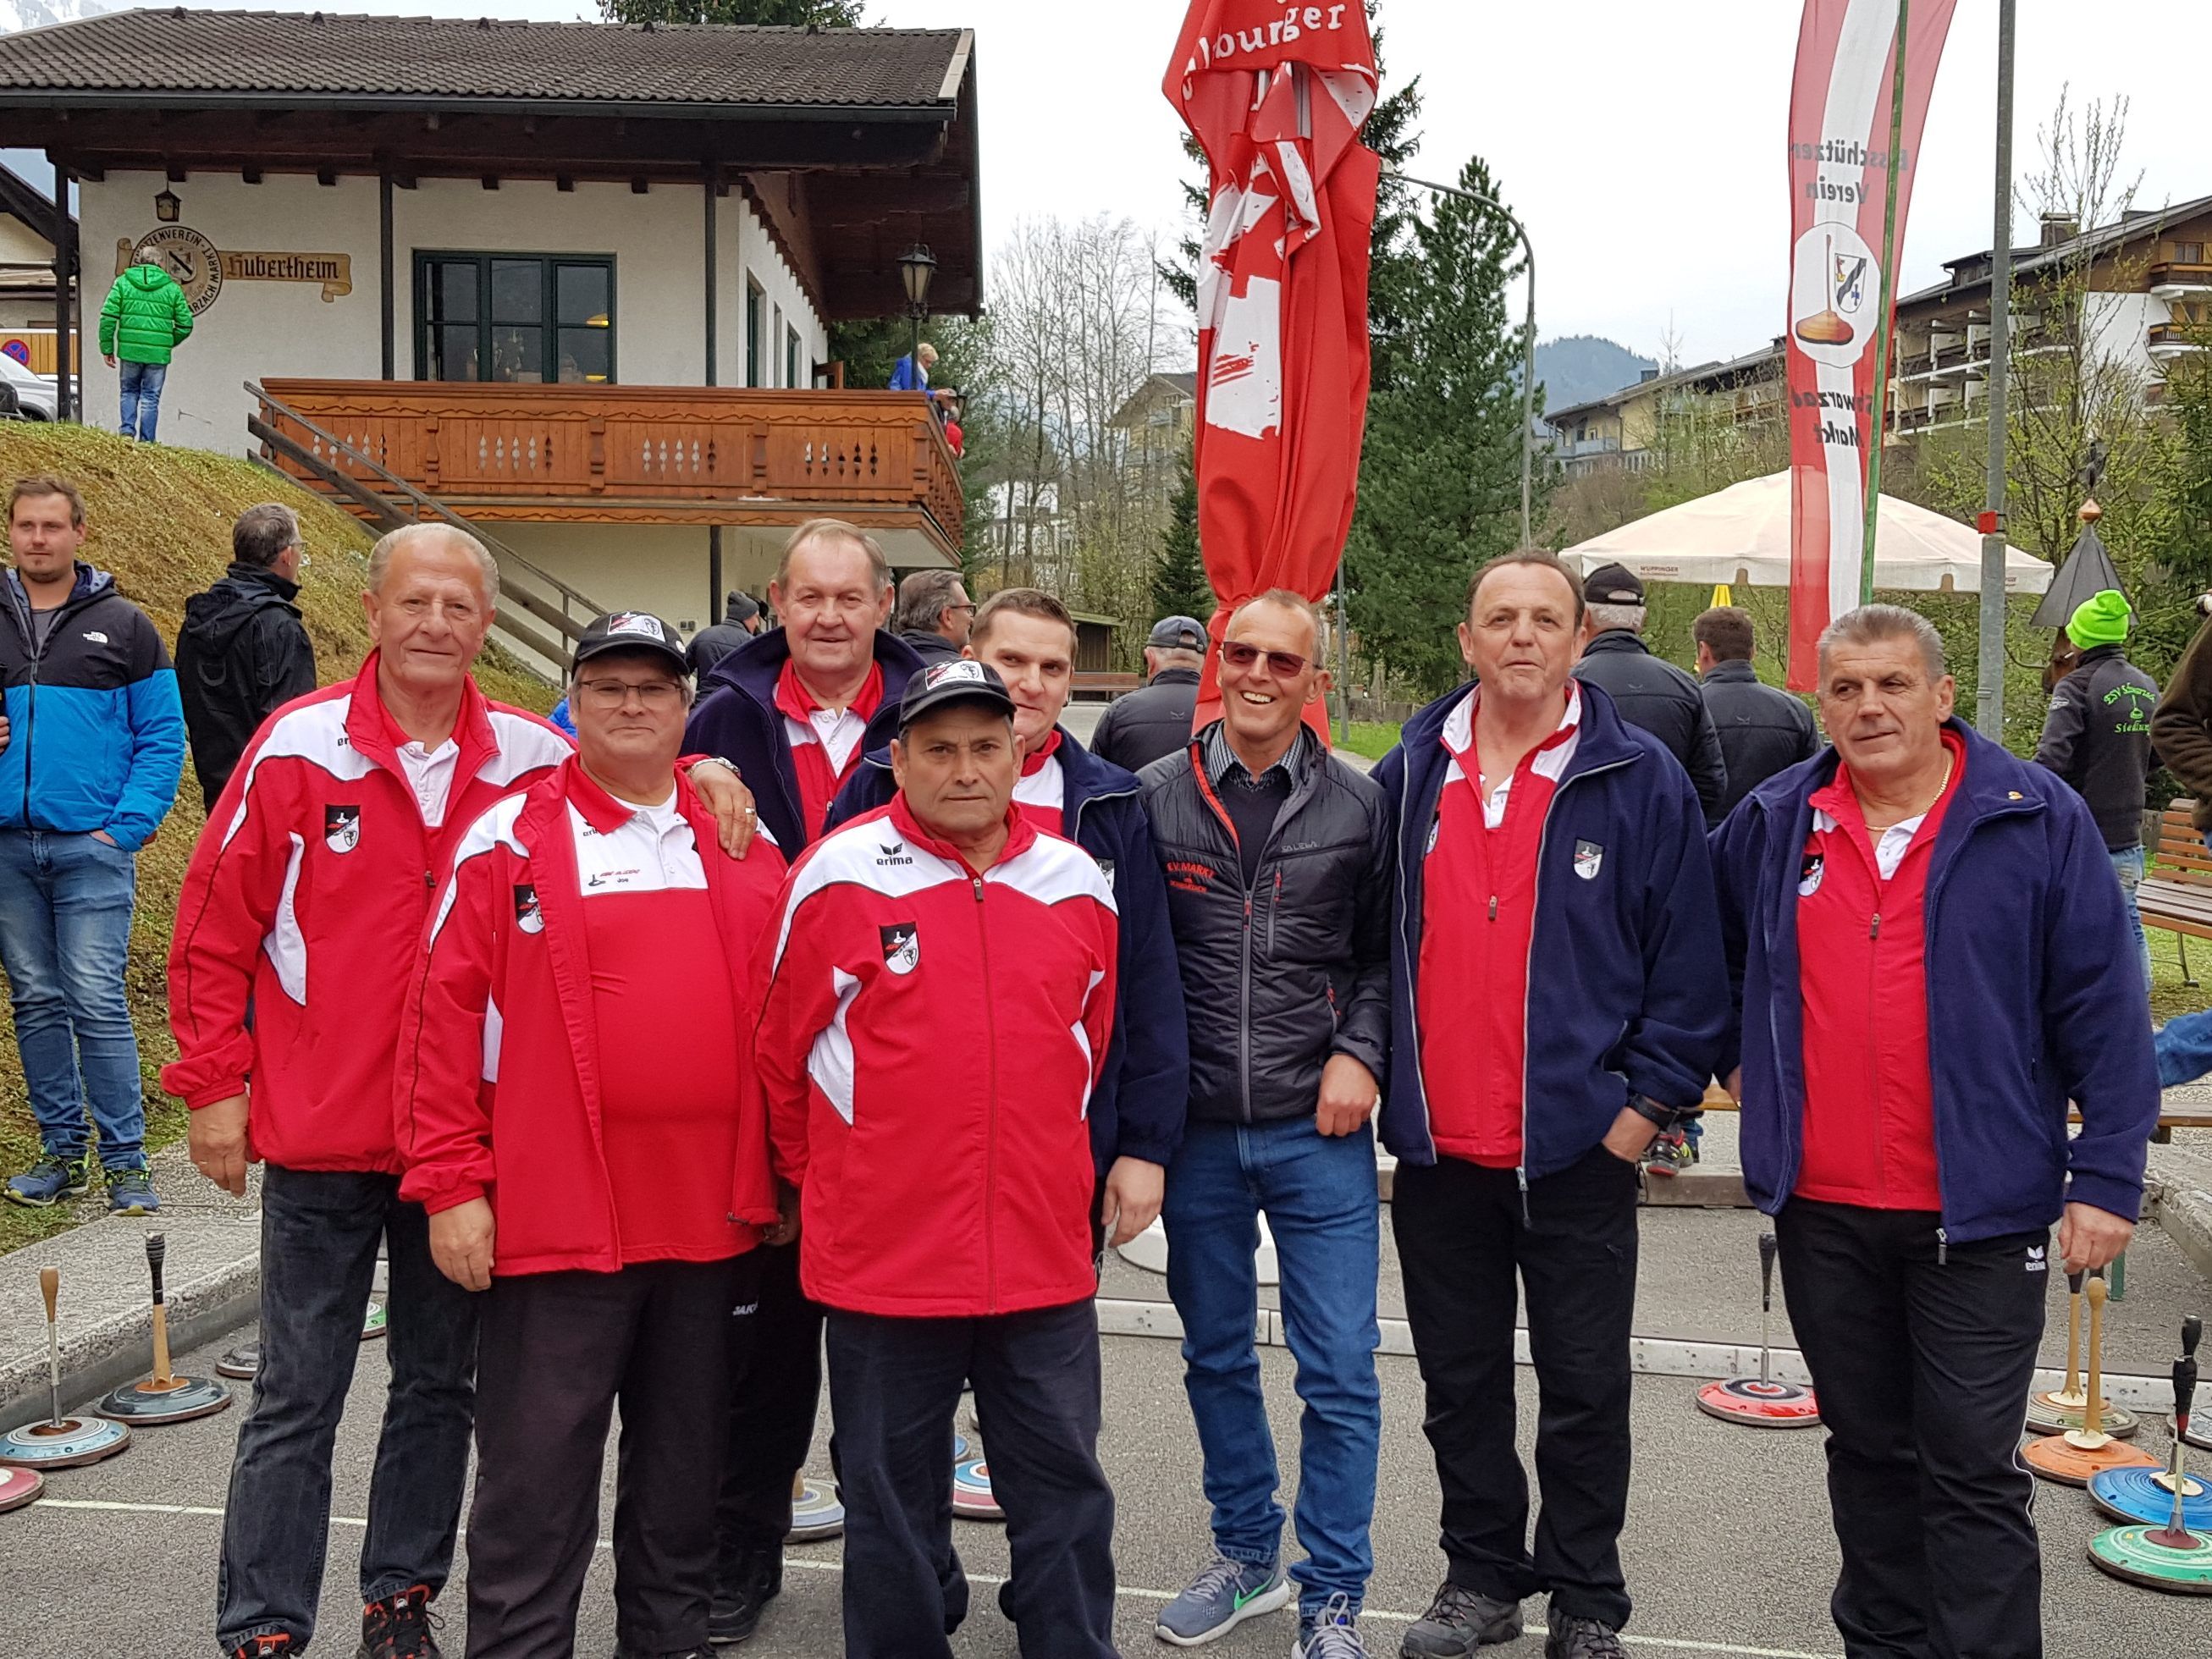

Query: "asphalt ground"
<box><xmin>8</xmin><ymin>1312</ymin><xmax>2212</xmax><ymax>1658</ymax></box>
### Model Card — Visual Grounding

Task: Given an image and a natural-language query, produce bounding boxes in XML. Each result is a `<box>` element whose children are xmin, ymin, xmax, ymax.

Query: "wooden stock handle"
<box><xmin>39</xmin><ymin>1265</ymin><xmax>57</xmax><ymax>1321</ymax></box>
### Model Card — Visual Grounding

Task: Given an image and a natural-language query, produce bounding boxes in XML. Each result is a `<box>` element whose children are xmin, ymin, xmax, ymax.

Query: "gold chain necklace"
<box><xmin>1860</xmin><ymin>752</ymin><xmax>1954</xmax><ymax>835</ymax></box>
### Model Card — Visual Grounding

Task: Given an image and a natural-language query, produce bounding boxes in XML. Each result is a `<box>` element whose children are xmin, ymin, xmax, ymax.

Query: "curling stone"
<box><xmin>953</xmin><ymin>1456</ymin><xmax>1004</xmax><ymax>1521</ymax></box>
<box><xmin>2088</xmin><ymin>1316</ymin><xmax>2212</xmax><ymax>1594</ymax></box>
<box><xmin>1695</xmin><ymin>1232</ymin><xmax>1819</xmax><ymax>1429</ymax></box>
<box><xmin>0</xmin><ymin>1467</ymin><xmax>42</xmax><ymax>1513</ymax></box>
<box><xmin>2027</xmin><ymin>1276</ymin><xmax>2156</xmax><ymax>1486</ymax></box>
<box><xmin>789</xmin><ymin>1471</ymin><xmax>843</xmax><ymax>1542</ymax></box>
<box><xmin>0</xmin><ymin>1267</ymin><xmax>130</xmax><ymax>1469</ymax></box>
<box><xmin>2027</xmin><ymin>1269</ymin><xmax>2138</xmax><ymax>1436</ymax></box>
<box><xmin>94</xmin><ymin>1235</ymin><xmax>232</xmax><ymax>1426</ymax></box>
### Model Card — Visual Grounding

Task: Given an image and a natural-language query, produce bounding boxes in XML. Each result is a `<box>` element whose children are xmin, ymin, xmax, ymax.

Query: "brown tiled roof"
<box><xmin>0</xmin><ymin>9</ymin><xmax>970</xmax><ymax>109</ymax></box>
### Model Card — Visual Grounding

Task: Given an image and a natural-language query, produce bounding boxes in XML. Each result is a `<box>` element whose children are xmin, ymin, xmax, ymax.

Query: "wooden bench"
<box><xmin>2143</xmin><ymin>799</ymin><xmax>2212</xmax><ymax>988</ymax></box>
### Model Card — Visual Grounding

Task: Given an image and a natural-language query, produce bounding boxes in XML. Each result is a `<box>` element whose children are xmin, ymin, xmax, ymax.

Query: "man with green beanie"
<box><xmin>97</xmin><ymin>254</ymin><xmax>194</xmax><ymax>444</ymax></box>
<box><xmin>2035</xmin><ymin>588</ymin><xmax>2156</xmax><ymax>991</ymax></box>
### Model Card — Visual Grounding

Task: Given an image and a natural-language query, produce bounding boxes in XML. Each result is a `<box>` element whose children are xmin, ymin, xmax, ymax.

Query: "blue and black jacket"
<box><xmin>829</xmin><ymin>725</ymin><xmax>1190</xmax><ymax>1173</ymax></box>
<box><xmin>683</xmin><ymin>626</ymin><xmax>926</xmax><ymax>855</ymax></box>
<box><xmin>0</xmin><ymin>561</ymin><xmax>184</xmax><ymax>852</ymax></box>
<box><xmin>1372</xmin><ymin>680</ymin><xmax>1727</xmax><ymax>1179</ymax></box>
<box><xmin>1711</xmin><ymin>719</ymin><xmax>2160</xmax><ymax>1242</ymax></box>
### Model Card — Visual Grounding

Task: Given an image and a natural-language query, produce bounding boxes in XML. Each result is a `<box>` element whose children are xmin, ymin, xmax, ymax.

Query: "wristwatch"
<box><xmin>1626</xmin><ymin>1094</ymin><xmax>1695</xmax><ymax>1134</ymax></box>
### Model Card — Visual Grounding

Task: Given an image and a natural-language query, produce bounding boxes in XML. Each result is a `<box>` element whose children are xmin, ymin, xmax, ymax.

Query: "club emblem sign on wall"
<box><xmin>113</xmin><ymin>227</ymin><xmax>353</xmax><ymax>314</ymax></box>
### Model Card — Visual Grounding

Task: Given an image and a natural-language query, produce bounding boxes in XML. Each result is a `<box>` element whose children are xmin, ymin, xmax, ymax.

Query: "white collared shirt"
<box><xmin>782</xmin><ymin>706</ymin><xmax>869</xmax><ymax>777</ymax></box>
<box><xmin>394</xmin><ymin>738</ymin><xmax>461</xmax><ymax>828</ymax></box>
<box><xmin>571</xmin><ymin>788</ymin><xmax>708</xmax><ymax>895</ymax></box>
<box><xmin>1811</xmin><ymin>806</ymin><xmax>1929</xmax><ymax>882</ymax></box>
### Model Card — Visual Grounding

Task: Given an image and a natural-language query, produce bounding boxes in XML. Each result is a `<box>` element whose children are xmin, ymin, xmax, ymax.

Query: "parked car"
<box><xmin>0</xmin><ymin>353</ymin><xmax>57</xmax><ymax>421</ymax></box>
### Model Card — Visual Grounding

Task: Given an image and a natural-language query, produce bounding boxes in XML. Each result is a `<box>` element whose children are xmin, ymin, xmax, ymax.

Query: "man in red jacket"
<box><xmin>165</xmin><ymin>526</ymin><xmax>757</xmax><ymax>1659</ymax></box>
<box><xmin>396</xmin><ymin>609</ymin><xmax>786</xmax><ymax>1659</ymax></box>
<box><xmin>757</xmin><ymin>659</ymin><xmax>1120</xmax><ymax>1659</ymax></box>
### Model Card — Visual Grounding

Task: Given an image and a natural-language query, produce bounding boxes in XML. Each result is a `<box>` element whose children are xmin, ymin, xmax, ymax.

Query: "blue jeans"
<box><xmin>0</xmin><ymin>829</ymin><xmax>145</xmax><ymax>1169</ymax></box>
<box><xmin>118</xmin><ymin>357</ymin><xmax>166</xmax><ymax>442</ymax></box>
<box><xmin>217</xmin><ymin>1166</ymin><xmax>479</xmax><ymax>1651</ymax></box>
<box><xmin>1163</xmin><ymin>1115</ymin><xmax>1381</xmax><ymax>1615</ymax></box>
<box><xmin>2112</xmin><ymin>845</ymin><xmax>2151</xmax><ymax>998</ymax></box>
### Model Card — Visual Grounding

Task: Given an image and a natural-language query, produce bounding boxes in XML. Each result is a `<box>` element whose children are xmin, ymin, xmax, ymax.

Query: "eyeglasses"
<box><xmin>1221</xmin><ymin>640</ymin><xmax>1312</xmax><ymax>678</ymax></box>
<box><xmin>574</xmin><ymin>678</ymin><xmax>685</xmax><ymax>709</ymax></box>
<box><xmin>946</xmin><ymin>603</ymin><xmax>978</xmax><ymax>616</ymax></box>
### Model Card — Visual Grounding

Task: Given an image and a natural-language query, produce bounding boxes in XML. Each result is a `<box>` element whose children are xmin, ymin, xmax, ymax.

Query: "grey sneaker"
<box><xmin>1400</xmin><ymin>1582</ymin><xmax>1524</xmax><ymax>1656</ymax></box>
<box><xmin>105</xmin><ymin>1165</ymin><xmax>160</xmax><ymax>1215</ymax></box>
<box><xmin>1155</xmin><ymin>1554</ymin><xmax>1291</xmax><ymax>1645</ymax></box>
<box><xmin>1294</xmin><ymin>1593</ymin><xmax>1369</xmax><ymax>1658</ymax></box>
<box><xmin>1542</xmin><ymin>1607</ymin><xmax>1626</xmax><ymax>1659</ymax></box>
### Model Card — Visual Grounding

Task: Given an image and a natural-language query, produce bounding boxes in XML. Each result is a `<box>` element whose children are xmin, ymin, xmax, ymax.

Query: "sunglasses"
<box><xmin>1220</xmin><ymin>639</ymin><xmax>1312</xmax><ymax>677</ymax></box>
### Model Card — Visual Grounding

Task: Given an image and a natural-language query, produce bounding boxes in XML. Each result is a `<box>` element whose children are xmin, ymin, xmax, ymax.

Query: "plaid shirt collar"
<box><xmin>1202</xmin><ymin>720</ymin><xmax>1316</xmax><ymax>791</ymax></box>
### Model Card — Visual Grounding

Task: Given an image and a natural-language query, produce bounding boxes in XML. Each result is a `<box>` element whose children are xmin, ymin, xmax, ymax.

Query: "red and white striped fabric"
<box><xmin>1784</xmin><ymin>0</ymin><xmax>1958</xmax><ymax>687</ymax></box>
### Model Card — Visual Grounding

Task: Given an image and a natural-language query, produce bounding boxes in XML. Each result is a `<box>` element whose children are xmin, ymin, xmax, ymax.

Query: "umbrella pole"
<box><xmin>1975</xmin><ymin>0</ymin><xmax>2017</xmax><ymax>738</ymax></box>
<box><xmin>1860</xmin><ymin>0</ymin><xmax>1911</xmax><ymax>606</ymax></box>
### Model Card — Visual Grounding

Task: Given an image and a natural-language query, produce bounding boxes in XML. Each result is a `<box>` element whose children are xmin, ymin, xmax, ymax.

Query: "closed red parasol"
<box><xmin>1165</xmin><ymin>0</ymin><xmax>1381</xmax><ymax>734</ymax></box>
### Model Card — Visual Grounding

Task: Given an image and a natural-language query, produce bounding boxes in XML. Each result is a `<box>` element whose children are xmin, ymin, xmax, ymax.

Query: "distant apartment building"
<box><xmin>1545</xmin><ymin>345</ymin><xmax>1784</xmax><ymax>476</ymax></box>
<box><xmin>1889</xmin><ymin>198</ymin><xmax>2212</xmax><ymax>436</ymax></box>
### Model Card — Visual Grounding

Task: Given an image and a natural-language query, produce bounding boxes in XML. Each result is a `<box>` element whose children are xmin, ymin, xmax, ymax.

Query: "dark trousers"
<box><xmin>825</xmin><ymin>1299</ymin><xmax>1117</xmax><ymax>1659</ymax></box>
<box><xmin>714</xmin><ymin>1241</ymin><xmax>825</xmax><ymax>1565</ymax></box>
<box><xmin>466</xmin><ymin>1256</ymin><xmax>750</xmax><ymax>1659</ymax></box>
<box><xmin>1393</xmin><ymin>1146</ymin><xmax>1639</xmax><ymax>1629</ymax></box>
<box><xmin>217</xmin><ymin>1166</ymin><xmax>478</xmax><ymax>1651</ymax></box>
<box><xmin>1777</xmin><ymin>1199</ymin><xmax>2048</xmax><ymax>1659</ymax></box>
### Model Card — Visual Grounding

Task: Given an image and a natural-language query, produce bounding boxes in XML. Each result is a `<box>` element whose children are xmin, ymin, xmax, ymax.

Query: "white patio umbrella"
<box><xmin>1559</xmin><ymin>471</ymin><xmax>2052</xmax><ymax>596</ymax></box>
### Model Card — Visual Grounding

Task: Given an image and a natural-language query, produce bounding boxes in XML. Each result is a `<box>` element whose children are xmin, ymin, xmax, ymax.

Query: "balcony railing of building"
<box><xmin>254</xmin><ymin>379</ymin><xmax>964</xmax><ymax>554</ymax></box>
<box><xmin>2150</xmin><ymin>262</ymin><xmax>2212</xmax><ymax>295</ymax></box>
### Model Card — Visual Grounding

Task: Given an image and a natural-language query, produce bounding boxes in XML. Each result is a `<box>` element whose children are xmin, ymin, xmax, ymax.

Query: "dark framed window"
<box><xmin>786</xmin><ymin>323</ymin><xmax>803</xmax><ymax>391</ymax></box>
<box><xmin>745</xmin><ymin>279</ymin><xmax>765</xmax><ymax>389</ymax></box>
<box><xmin>416</xmin><ymin>252</ymin><xmax>615</xmax><ymax>384</ymax></box>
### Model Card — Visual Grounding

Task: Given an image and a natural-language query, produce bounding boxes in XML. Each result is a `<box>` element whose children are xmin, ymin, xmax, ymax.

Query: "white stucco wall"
<box><xmin>74</xmin><ymin>169</ymin><xmax>828</xmax><ymax>453</ymax></box>
<box><xmin>495</xmin><ymin>521</ymin><xmax>788</xmax><ymax>647</ymax></box>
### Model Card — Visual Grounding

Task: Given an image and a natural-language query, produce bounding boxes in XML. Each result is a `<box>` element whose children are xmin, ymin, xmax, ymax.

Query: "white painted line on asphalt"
<box><xmin>1094</xmin><ymin>1298</ymin><xmax>2186</xmax><ymax>1411</ymax></box>
<box><xmin>30</xmin><ymin>1498</ymin><xmax>1841</xmax><ymax>1657</ymax></box>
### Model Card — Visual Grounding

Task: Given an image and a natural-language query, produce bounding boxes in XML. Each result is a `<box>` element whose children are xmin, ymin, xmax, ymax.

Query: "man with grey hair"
<box><xmin>176</xmin><ymin>502</ymin><xmax>318</xmax><ymax>808</ymax></box>
<box><xmin>893</xmin><ymin>566</ymin><xmax>974</xmax><ymax>667</ymax></box>
<box><xmin>1712</xmin><ymin>602</ymin><xmax>2158</xmax><ymax>1659</ymax></box>
<box><xmin>1572</xmin><ymin>561</ymin><xmax>1727</xmax><ymax>826</ymax></box>
<box><xmin>682</xmin><ymin>514</ymin><xmax>929</xmax><ymax>1643</ymax></box>
<box><xmin>167</xmin><ymin>523</ymin><xmax>758</xmax><ymax>1659</ymax></box>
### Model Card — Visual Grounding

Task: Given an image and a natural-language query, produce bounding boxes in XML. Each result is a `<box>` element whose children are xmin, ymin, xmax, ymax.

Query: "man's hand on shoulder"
<box><xmin>188</xmin><ymin>1094</ymin><xmax>254</xmax><ymax>1197</ymax></box>
<box><xmin>686</xmin><ymin>758</ymin><xmax>758</xmax><ymax>857</ymax></box>
<box><xmin>2058</xmin><ymin>1202</ymin><xmax>2134</xmax><ymax>1275</ymax></box>
<box><xmin>1316</xmin><ymin>1054</ymin><xmax>1380</xmax><ymax>1138</ymax></box>
<box><xmin>1100</xmin><ymin>1156</ymin><xmax>1165</xmax><ymax>1247</ymax></box>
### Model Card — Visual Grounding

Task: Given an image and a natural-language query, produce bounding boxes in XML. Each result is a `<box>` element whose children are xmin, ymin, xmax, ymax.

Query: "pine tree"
<box><xmin>598</xmin><ymin>0</ymin><xmax>863</xmax><ymax>23</ymax></box>
<box><xmin>1152</xmin><ymin>441</ymin><xmax>1214</xmax><ymax>622</ymax></box>
<box><xmin>1343</xmin><ymin>152</ymin><xmax>1540</xmax><ymax>697</ymax></box>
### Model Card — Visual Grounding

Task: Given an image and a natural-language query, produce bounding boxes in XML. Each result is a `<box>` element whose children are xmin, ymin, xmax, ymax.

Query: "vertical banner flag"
<box><xmin>1785</xmin><ymin>0</ymin><xmax>1955</xmax><ymax>688</ymax></box>
<box><xmin>1166</xmin><ymin>0</ymin><xmax>1382</xmax><ymax>732</ymax></box>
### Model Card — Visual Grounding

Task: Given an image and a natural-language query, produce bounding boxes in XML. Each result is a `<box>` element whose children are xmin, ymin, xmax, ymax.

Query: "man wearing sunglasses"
<box><xmin>1140</xmin><ymin>591</ymin><xmax>1393</xmax><ymax>1657</ymax></box>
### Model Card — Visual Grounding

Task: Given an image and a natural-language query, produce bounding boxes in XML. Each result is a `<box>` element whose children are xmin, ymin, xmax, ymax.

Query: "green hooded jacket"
<box><xmin>98</xmin><ymin>263</ymin><xmax>194</xmax><ymax>366</ymax></box>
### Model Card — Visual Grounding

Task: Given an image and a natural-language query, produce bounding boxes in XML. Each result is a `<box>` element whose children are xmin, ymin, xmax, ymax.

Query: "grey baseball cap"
<box><xmin>1148</xmin><ymin>615</ymin><xmax>1208</xmax><ymax>652</ymax></box>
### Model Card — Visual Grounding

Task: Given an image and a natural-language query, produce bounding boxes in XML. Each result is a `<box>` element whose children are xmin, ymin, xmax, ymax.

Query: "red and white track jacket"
<box><xmin>163</xmin><ymin>654</ymin><xmax>571</xmax><ymax>1173</ymax></box>
<box><xmin>394</xmin><ymin>758</ymin><xmax>787</xmax><ymax>1276</ymax></box>
<box><xmin>756</xmin><ymin>795</ymin><xmax>1118</xmax><ymax>1318</ymax></box>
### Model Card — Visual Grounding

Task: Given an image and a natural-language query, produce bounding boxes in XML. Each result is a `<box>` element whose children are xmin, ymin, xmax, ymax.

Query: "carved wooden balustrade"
<box><xmin>257</xmin><ymin>379</ymin><xmax>963</xmax><ymax>554</ymax></box>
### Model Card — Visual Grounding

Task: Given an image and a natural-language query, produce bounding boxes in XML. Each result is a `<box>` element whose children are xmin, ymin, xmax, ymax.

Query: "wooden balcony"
<box><xmin>257</xmin><ymin>379</ymin><xmax>963</xmax><ymax>559</ymax></box>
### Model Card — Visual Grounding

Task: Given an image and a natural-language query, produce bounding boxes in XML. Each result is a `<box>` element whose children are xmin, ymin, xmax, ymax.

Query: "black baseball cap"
<box><xmin>1582</xmin><ymin>562</ymin><xmax>1646</xmax><ymax>605</ymax></box>
<box><xmin>898</xmin><ymin>658</ymin><xmax>1017</xmax><ymax>730</ymax></box>
<box><xmin>1148</xmin><ymin>615</ymin><xmax>1208</xmax><ymax>652</ymax></box>
<box><xmin>571</xmin><ymin>610</ymin><xmax>688</xmax><ymax>676</ymax></box>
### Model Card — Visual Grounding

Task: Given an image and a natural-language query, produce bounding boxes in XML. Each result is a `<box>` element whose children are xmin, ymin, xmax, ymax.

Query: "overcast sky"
<box><xmin>71</xmin><ymin>0</ymin><xmax>2206</xmax><ymax>370</ymax></box>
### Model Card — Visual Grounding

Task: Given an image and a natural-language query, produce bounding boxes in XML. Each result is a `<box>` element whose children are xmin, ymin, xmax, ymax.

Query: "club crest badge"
<box><xmin>880</xmin><ymin>922</ymin><xmax>919</xmax><ymax>975</ymax></box>
<box><xmin>1799</xmin><ymin>851</ymin><xmax>1825</xmax><ymax>898</ymax></box>
<box><xmin>1094</xmin><ymin>856</ymin><xmax>1116</xmax><ymax>893</ymax></box>
<box><xmin>1425</xmin><ymin>816</ymin><xmax>1441</xmax><ymax>857</ymax></box>
<box><xmin>514</xmin><ymin>884</ymin><xmax>544</xmax><ymax>935</ymax></box>
<box><xmin>324</xmin><ymin>804</ymin><xmax>360</xmax><ymax>854</ymax></box>
<box><xmin>1573</xmin><ymin>840</ymin><xmax>1603</xmax><ymax>880</ymax></box>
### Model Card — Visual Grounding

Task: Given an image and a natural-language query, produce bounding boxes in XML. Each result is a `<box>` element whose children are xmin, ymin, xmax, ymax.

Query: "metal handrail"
<box><xmin>244</xmin><ymin>379</ymin><xmax>605</xmax><ymax>624</ymax></box>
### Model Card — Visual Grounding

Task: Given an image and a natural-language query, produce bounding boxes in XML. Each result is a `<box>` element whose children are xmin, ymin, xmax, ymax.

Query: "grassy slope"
<box><xmin>0</xmin><ymin>425</ymin><xmax>551</xmax><ymax>1250</ymax></box>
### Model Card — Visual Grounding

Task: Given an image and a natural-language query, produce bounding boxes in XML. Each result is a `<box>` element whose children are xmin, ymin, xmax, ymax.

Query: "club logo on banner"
<box><xmin>1784</xmin><ymin>0</ymin><xmax>1956</xmax><ymax>690</ymax></box>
